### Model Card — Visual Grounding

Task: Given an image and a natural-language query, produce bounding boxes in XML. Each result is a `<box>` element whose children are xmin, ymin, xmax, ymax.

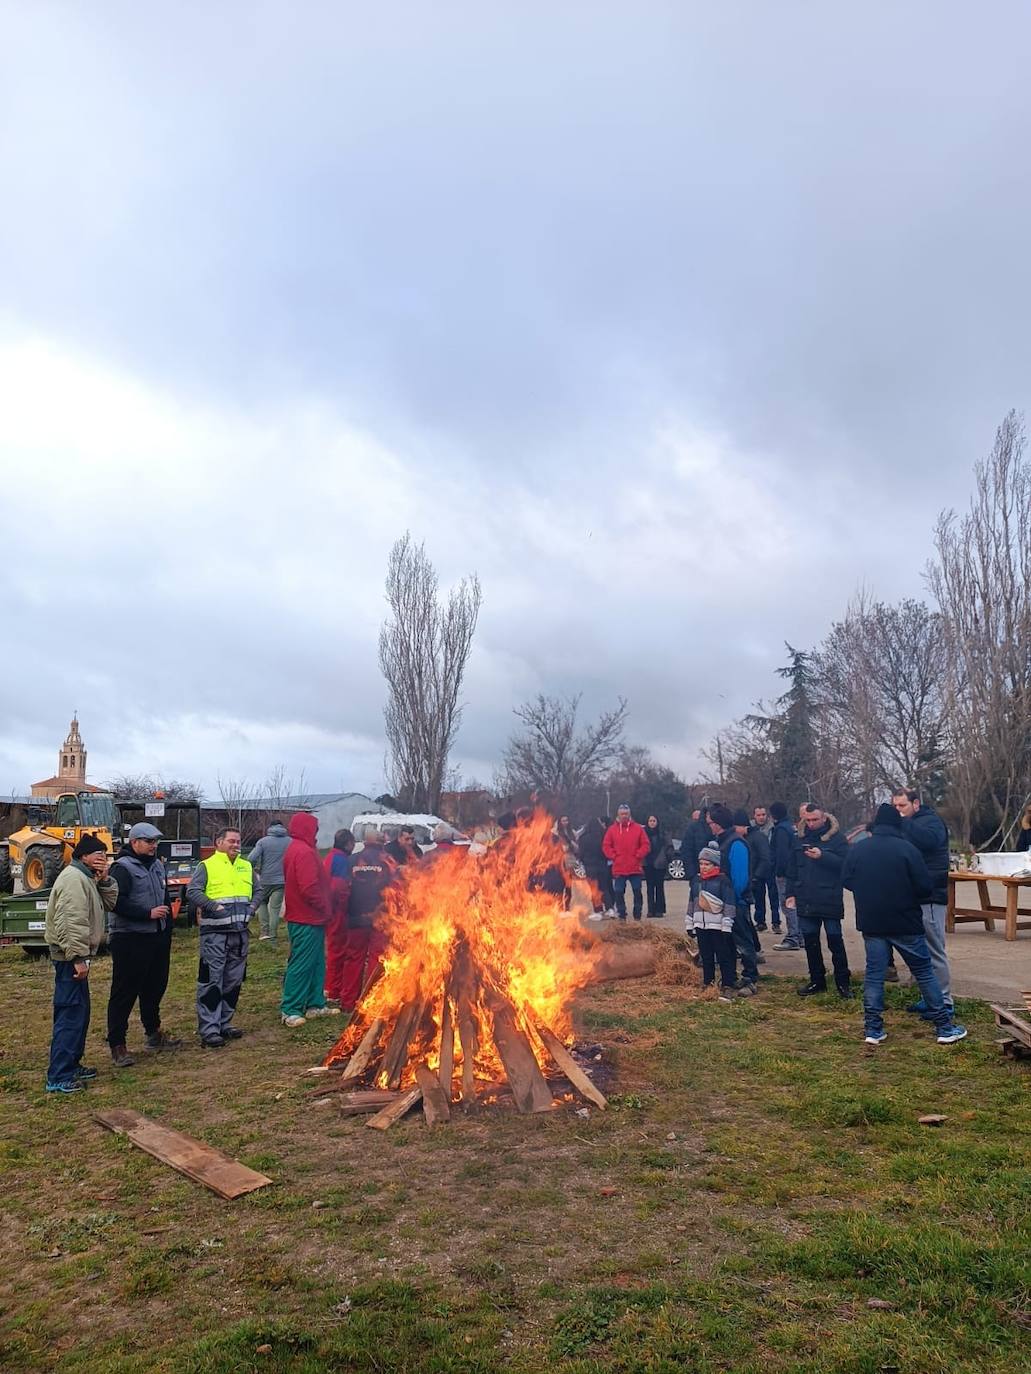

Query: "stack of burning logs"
<box><xmin>308</xmin><ymin>939</ymin><xmax>608</xmax><ymax>1129</ymax></box>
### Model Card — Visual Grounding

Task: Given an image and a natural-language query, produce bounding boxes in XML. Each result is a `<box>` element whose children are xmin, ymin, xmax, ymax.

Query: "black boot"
<box><xmin>797</xmin><ymin>981</ymin><xmax>827</xmax><ymax>997</ymax></box>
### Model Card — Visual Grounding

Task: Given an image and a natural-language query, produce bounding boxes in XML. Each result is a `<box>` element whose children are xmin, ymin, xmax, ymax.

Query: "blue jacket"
<box><xmin>841</xmin><ymin>824</ymin><xmax>932</xmax><ymax>937</ymax></box>
<box><xmin>900</xmin><ymin>805</ymin><xmax>949</xmax><ymax>905</ymax></box>
<box><xmin>770</xmin><ymin>818</ymin><xmax>795</xmax><ymax>878</ymax></box>
<box><xmin>716</xmin><ymin>828</ymin><xmax>750</xmax><ymax>906</ymax></box>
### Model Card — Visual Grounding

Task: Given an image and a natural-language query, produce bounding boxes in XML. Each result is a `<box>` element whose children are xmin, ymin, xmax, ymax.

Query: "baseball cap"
<box><xmin>128</xmin><ymin>822</ymin><xmax>163</xmax><ymax>841</ymax></box>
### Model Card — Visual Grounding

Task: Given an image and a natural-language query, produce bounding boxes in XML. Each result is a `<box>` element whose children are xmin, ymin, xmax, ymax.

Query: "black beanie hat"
<box><xmin>732</xmin><ymin>808</ymin><xmax>750</xmax><ymax>828</ymax></box>
<box><xmin>874</xmin><ymin>803</ymin><xmax>901</xmax><ymax>830</ymax></box>
<box><xmin>73</xmin><ymin>833</ymin><xmax>108</xmax><ymax>860</ymax></box>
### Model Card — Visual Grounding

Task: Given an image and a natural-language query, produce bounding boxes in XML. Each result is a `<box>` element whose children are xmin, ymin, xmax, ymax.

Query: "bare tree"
<box><xmin>502</xmin><ymin>694</ymin><xmax>628</xmax><ymax>810</ymax></box>
<box><xmin>813</xmin><ymin>593</ymin><xmax>949</xmax><ymax>809</ymax></box>
<box><xmin>106</xmin><ymin>773</ymin><xmax>203</xmax><ymax>801</ymax></box>
<box><xmin>379</xmin><ymin>534</ymin><xmax>482</xmax><ymax>813</ymax></box>
<box><xmin>216</xmin><ymin>775</ymin><xmax>254</xmax><ymax>834</ymax></box>
<box><xmin>927</xmin><ymin>410</ymin><xmax>1031</xmax><ymax>846</ymax></box>
<box><xmin>264</xmin><ymin>764</ymin><xmax>311</xmax><ymax>812</ymax></box>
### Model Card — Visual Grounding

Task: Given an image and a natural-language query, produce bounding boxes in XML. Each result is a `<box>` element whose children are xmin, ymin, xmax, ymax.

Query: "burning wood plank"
<box><xmin>536</xmin><ymin>1024</ymin><xmax>608</xmax><ymax>1110</ymax></box>
<box><xmin>488</xmin><ymin>993</ymin><xmax>554</xmax><ymax>1114</ymax></box>
<box><xmin>336</xmin><ymin>1017</ymin><xmax>384</xmax><ymax>1089</ymax></box>
<box><xmin>438</xmin><ymin>993</ymin><xmax>455</xmax><ymax>1100</ymax></box>
<box><xmin>414</xmin><ymin>1063</ymin><xmax>451</xmax><ymax>1125</ymax></box>
<box><xmin>366</xmin><ymin>1085</ymin><xmax>422</xmax><ymax>1130</ymax></box>
<box><xmin>381</xmin><ymin>998</ymin><xmax>426</xmax><ymax>1089</ymax></box>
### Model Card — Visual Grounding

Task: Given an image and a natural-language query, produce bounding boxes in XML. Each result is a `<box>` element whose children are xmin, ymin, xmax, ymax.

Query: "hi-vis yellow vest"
<box><xmin>200</xmin><ymin>852</ymin><xmax>253</xmax><ymax>927</ymax></box>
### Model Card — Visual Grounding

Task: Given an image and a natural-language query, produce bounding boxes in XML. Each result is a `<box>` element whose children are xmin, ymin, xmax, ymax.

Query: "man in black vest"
<box><xmin>106</xmin><ymin>823</ymin><xmax>181</xmax><ymax>1067</ymax></box>
<box><xmin>709</xmin><ymin>804</ymin><xmax>759</xmax><ymax>993</ymax></box>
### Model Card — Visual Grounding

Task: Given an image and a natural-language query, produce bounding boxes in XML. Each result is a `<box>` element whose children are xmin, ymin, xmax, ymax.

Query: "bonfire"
<box><xmin>315</xmin><ymin>812</ymin><xmax>612</xmax><ymax>1128</ymax></box>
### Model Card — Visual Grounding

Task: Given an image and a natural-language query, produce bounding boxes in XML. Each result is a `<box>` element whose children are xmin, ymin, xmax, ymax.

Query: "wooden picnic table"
<box><xmin>947</xmin><ymin>870</ymin><xmax>1031</xmax><ymax>942</ymax></box>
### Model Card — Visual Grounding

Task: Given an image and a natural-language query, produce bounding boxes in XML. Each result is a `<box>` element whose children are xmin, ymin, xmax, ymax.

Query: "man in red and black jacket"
<box><xmin>602</xmin><ymin>804</ymin><xmax>651</xmax><ymax>921</ymax></box>
<box><xmin>323</xmin><ymin>828</ymin><xmax>355</xmax><ymax>1007</ymax></box>
<box><xmin>339</xmin><ymin>830</ymin><xmax>398</xmax><ymax>1012</ymax></box>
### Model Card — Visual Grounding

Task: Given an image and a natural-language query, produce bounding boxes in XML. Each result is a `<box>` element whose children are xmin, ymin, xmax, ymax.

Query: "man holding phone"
<box><xmin>785</xmin><ymin>804</ymin><xmax>852</xmax><ymax>998</ymax></box>
<box><xmin>106</xmin><ymin>822</ymin><xmax>181</xmax><ymax>1067</ymax></box>
<box><xmin>44</xmin><ymin>833</ymin><xmax>118</xmax><ymax>1093</ymax></box>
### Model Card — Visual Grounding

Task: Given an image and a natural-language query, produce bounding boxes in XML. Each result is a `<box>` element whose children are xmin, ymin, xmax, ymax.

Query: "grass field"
<box><xmin>0</xmin><ymin>930</ymin><xmax>1028</xmax><ymax>1373</ymax></box>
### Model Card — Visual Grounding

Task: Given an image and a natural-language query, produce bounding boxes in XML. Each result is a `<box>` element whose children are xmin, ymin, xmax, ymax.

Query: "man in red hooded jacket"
<box><xmin>280</xmin><ymin>813</ymin><xmax>339</xmax><ymax>1027</ymax></box>
<box><xmin>602</xmin><ymin>804</ymin><xmax>651</xmax><ymax>921</ymax></box>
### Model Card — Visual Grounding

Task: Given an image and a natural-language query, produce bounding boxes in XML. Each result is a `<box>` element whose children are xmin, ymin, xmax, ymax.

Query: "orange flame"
<box><xmin>325</xmin><ymin>812</ymin><xmax>595</xmax><ymax>1087</ymax></box>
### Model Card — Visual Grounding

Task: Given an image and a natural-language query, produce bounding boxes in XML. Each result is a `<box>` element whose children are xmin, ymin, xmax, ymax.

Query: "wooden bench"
<box><xmin>947</xmin><ymin>871</ymin><xmax>1031</xmax><ymax>942</ymax></box>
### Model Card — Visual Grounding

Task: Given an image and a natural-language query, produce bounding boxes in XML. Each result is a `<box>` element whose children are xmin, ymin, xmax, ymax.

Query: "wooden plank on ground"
<box><xmin>336</xmin><ymin>1017</ymin><xmax>384</xmax><ymax>1089</ymax></box>
<box><xmin>338</xmin><ymin>1090</ymin><xmax>400</xmax><ymax>1117</ymax></box>
<box><xmin>488</xmin><ymin>994</ymin><xmax>554</xmax><ymax>1114</ymax></box>
<box><xmin>366</xmin><ymin>1085</ymin><xmax>422</xmax><ymax>1130</ymax></box>
<box><xmin>537</xmin><ymin>1024</ymin><xmax>607</xmax><ymax>1109</ymax></box>
<box><xmin>94</xmin><ymin>1109</ymin><xmax>272</xmax><ymax>1200</ymax></box>
<box><xmin>414</xmin><ymin>1062</ymin><xmax>451</xmax><ymax>1125</ymax></box>
<box><xmin>382</xmin><ymin>998</ymin><xmax>425</xmax><ymax>1090</ymax></box>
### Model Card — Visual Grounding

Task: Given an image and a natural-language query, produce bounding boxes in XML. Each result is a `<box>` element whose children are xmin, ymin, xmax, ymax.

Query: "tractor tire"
<box><xmin>22</xmin><ymin>845</ymin><xmax>65</xmax><ymax>893</ymax></box>
<box><xmin>0</xmin><ymin>846</ymin><xmax>12</xmax><ymax>894</ymax></box>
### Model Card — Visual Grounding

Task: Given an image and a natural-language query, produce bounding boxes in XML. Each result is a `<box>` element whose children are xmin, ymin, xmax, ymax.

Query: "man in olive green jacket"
<box><xmin>45</xmin><ymin>834</ymin><xmax>117</xmax><ymax>1093</ymax></box>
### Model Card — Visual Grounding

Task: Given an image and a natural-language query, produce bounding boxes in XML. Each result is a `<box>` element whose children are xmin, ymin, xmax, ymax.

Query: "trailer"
<box><xmin>0</xmin><ymin>888</ymin><xmax>53</xmax><ymax>954</ymax></box>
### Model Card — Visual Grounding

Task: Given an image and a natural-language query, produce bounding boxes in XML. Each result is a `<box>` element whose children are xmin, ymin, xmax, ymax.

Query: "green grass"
<box><xmin>0</xmin><ymin>931</ymin><xmax>1028</xmax><ymax>1372</ymax></box>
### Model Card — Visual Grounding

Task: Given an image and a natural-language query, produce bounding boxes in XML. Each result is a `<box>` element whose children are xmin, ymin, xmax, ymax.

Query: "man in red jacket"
<box><xmin>280</xmin><ymin>813</ymin><xmax>338</xmax><ymax>1028</ymax></box>
<box><xmin>602</xmin><ymin>804</ymin><xmax>651</xmax><ymax>921</ymax></box>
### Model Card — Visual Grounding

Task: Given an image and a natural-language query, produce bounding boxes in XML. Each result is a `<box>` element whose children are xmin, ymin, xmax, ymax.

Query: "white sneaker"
<box><xmin>281</xmin><ymin>1014</ymin><xmax>306</xmax><ymax>1027</ymax></box>
<box><xmin>258</xmin><ymin>935</ymin><xmax>271</xmax><ymax>942</ymax></box>
<box><xmin>305</xmin><ymin>1006</ymin><xmax>341</xmax><ymax>1017</ymax></box>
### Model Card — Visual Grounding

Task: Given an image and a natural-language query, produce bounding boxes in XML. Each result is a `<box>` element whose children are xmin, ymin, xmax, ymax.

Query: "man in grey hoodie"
<box><xmin>248</xmin><ymin>819</ymin><xmax>290</xmax><ymax>943</ymax></box>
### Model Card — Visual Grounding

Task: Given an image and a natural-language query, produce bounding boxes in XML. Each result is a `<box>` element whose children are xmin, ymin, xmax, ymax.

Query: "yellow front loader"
<box><xmin>0</xmin><ymin>791</ymin><xmax>116</xmax><ymax>895</ymax></box>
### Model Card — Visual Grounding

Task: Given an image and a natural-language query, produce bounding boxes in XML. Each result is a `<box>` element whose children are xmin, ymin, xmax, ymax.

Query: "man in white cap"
<box><xmin>106</xmin><ymin>822</ymin><xmax>181</xmax><ymax>1067</ymax></box>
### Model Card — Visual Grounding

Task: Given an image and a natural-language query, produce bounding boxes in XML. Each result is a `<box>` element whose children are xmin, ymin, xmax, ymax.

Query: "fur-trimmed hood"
<box><xmin>796</xmin><ymin>811</ymin><xmax>839</xmax><ymax>839</ymax></box>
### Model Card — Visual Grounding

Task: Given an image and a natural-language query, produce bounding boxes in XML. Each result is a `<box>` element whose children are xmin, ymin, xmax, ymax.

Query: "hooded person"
<box><xmin>842</xmin><ymin>805</ymin><xmax>967</xmax><ymax>1046</ymax></box>
<box><xmin>43</xmin><ymin>833</ymin><xmax>118</xmax><ymax>1093</ymax></box>
<box><xmin>248</xmin><ymin>819</ymin><xmax>290</xmax><ymax>944</ymax></box>
<box><xmin>280</xmin><ymin>813</ymin><xmax>338</xmax><ymax>1027</ymax></box>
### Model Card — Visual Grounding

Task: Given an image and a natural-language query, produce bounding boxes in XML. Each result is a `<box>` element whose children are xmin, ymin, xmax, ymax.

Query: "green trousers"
<box><xmin>280</xmin><ymin>922</ymin><xmax>327</xmax><ymax>1017</ymax></box>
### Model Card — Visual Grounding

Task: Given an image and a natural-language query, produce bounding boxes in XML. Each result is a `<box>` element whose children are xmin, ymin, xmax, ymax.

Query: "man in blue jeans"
<box><xmin>892</xmin><ymin>786</ymin><xmax>954</xmax><ymax>1017</ymax></box>
<box><xmin>842</xmin><ymin>804</ymin><xmax>966</xmax><ymax>1045</ymax></box>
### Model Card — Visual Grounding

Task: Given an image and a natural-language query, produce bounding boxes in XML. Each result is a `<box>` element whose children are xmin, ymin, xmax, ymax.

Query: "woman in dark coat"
<box><xmin>643</xmin><ymin>815</ymin><xmax>670</xmax><ymax>917</ymax></box>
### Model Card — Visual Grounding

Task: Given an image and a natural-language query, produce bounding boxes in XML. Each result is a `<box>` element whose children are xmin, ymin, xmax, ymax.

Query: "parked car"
<box><xmin>666</xmin><ymin>839</ymin><xmax>687</xmax><ymax>881</ymax></box>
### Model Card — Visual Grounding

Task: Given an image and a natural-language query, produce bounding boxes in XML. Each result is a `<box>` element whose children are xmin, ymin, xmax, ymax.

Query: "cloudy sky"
<box><xmin>2</xmin><ymin>2</ymin><xmax>1029</xmax><ymax>801</ymax></box>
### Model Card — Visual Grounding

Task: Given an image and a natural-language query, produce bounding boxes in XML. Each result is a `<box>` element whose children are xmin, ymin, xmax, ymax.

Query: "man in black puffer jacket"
<box><xmin>785</xmin><ymin>804</ymin><xmax>851</xmax><ymax>997</ymax></box>
<box><xmin>843</xmin><ymin>804</ymin><xmax>966</xmax><ymax>1046</ymax></box>
<box><xmin>891</xmin><ymin>787</ymin><xmax>953</xmax><ymax>1014</ymax></box>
